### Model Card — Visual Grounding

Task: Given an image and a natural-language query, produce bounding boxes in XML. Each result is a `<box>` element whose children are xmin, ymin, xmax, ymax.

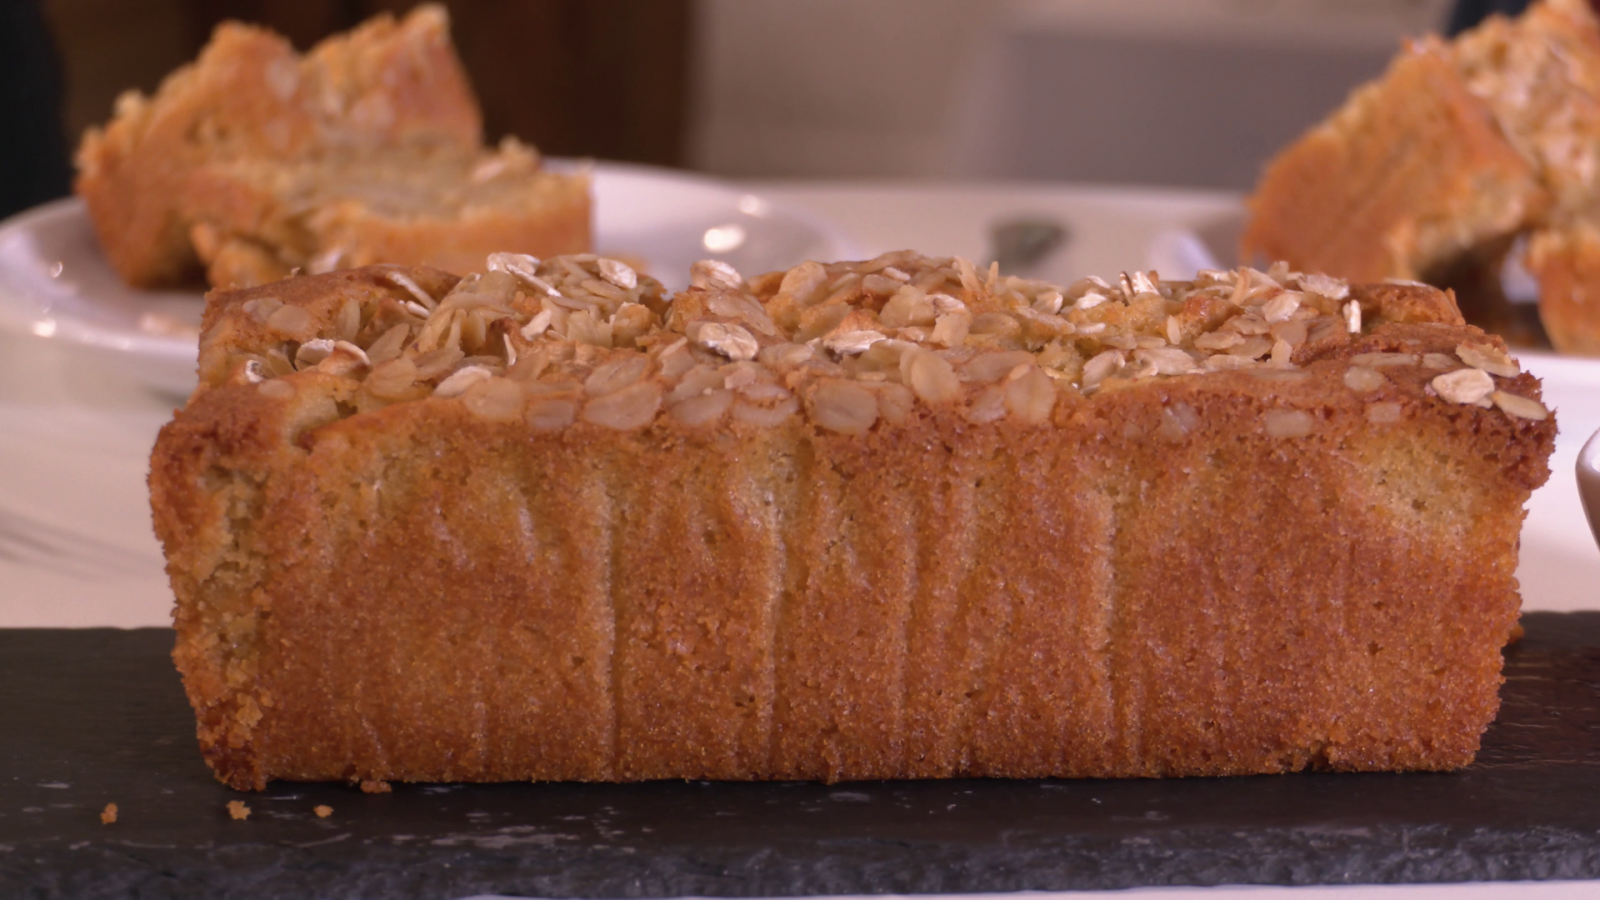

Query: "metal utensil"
<box><xmin>0</xmin><ymin>505</ymin><xmax>150</xmax><ymax>580</ymax></box>
<box><xmin>989</xmin><ymin>217</ymin><xmax>1068</xmax><ymax>274</ymax></box>
<box><xmin>1580</xmin><ymin>428</ymin><xmax>1600</xmax><ymax>553</ymax></box>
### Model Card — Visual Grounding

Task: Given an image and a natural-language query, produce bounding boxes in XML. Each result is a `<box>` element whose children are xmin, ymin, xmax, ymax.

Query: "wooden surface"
<box><xmin>45</xmin><ymin>0</ymin><xmax>692</xmax><ymax>166</ymax></box>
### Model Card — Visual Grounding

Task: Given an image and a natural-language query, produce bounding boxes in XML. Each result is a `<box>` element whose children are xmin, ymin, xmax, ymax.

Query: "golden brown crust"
<box><xmin>152</xmin><ymin>254</ymin><xmax>1555</xmax><ymax>790</ymax></box>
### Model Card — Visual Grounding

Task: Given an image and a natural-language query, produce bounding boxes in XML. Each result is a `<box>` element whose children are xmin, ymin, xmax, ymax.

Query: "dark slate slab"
<box><xmin>3</xmin><ymin>613</ymin><xmax>1599</xmax><ymax>900</ymax></box>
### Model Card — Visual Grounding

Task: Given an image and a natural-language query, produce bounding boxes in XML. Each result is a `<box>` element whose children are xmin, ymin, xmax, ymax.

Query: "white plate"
<box><xmin>0</xmin><ymin>161</ymin><xmax>857</xmax><ymax>397</ymax></box>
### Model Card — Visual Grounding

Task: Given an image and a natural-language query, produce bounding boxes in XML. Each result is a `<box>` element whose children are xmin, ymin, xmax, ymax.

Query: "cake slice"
<box><xmin>150</xmin><ymin>252</ymin><xmax>1554</xmax><ymax>790</ymax></box>
<box><xmin>1242</xmin><ymin>38</ymin><xmax>1548</xmax><ymax>284</ymax></box>
<box><xmin>1243</xmin><ymin>0</ymin><xmax>1600</xmax><ymax>350</ymax></box>
<box><xmin>182</xmin><ymin>138</ymin><xmax>590</xmax><ymax>289</ymax></box>
<box><xmin>75</xmin><ymin>5</ymin><xmax>589</xmax><ymax>289</ymax></box>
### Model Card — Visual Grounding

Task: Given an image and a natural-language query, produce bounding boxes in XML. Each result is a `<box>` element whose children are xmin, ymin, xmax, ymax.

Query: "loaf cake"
<box><xmin>149</xmin><ymin>252</ymin><xmax>1555</xmax><ymax>790</ymax></box>
<box><xmin>1242</xmin><ymin>0</ymin><xmax>1600</xmax><ymax>353</ymax></box>
<box><xmin>75</xmin><ymin>5</ymin><xmax>589</xmax><ymax>290</ymax></box>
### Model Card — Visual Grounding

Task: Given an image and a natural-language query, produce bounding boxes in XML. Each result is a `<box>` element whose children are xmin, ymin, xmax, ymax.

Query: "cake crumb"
<box><xmin>314</xmin><ymin>804</ymin><xmax>333</xmax><ymax>818</ymax></box>
<box><xmin>359</xmin><ymin>779</ymin><xmax>392</xmax><ymax>794</ymax></box>
<box><xmin>227</xmin><ymin>800</ymin><xmax>251</xmax><ymax>820</ymax></box>
<box><xmin>100</xmin><ymin>803</ymin><xmax>117</xmax><ymax>825</ymax></box>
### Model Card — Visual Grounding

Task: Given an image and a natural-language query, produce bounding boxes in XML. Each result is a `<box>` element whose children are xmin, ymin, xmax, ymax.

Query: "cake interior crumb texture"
<box><xmin>1243</xmin><ymin>0</ymin><xmax>1600</xmax><ymax>354</ymax></box>
<box><xmin>149</xmin><ymin>252</ymin><xmax>1555</xmax><ymax>790</ymax></box>
<box><xmin>73</xmin><ymin>4</ymin><xmax>590</xmax><ymax>290</ymax></box>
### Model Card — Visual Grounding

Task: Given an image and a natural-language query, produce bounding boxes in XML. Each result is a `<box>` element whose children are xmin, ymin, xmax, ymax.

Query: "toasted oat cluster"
<box><xmin>208</xmin><ymin>251</ymin><xmax>1551</xmax><ymax>431</ymax></box>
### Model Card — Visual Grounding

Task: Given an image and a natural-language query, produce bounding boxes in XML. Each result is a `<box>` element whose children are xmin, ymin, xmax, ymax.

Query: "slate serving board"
<box><xmin>3</xmin><ymin>613</ymin><xmax>1599</xmax><ymax>900</ymax></box>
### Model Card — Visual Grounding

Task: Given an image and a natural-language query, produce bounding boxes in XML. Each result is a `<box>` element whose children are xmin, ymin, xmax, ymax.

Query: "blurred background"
<box><xmin>13</xmin><ymin>0</ymin><xmax>1458</xmax><ymax>218</ymax></box>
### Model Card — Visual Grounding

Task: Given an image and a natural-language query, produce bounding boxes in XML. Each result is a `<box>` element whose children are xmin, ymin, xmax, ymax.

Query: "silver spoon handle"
<box><xmin>1579</xmin><ymin>428</ymin><xmax>1600</xmax><ymax>553</ymax></box>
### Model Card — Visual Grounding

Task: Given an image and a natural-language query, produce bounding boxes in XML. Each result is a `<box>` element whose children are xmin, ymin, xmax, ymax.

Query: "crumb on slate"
<box><xmin>100</xmin><ymin>803</ymin><xmax>117</xmax><ymax>825</ymax></box>
<box><xmin>314</xmin><ymin>804</ymin><xmax>333</xmax><ymax>818</ymax></box>
<box><xmin>227</xmin><ymin>800</ymin><xmax>251</xmax><ymax>820</ymax></box>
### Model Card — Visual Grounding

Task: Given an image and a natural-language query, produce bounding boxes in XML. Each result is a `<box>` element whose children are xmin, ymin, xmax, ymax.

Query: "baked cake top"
<box><xmin>191</xmin><ymin>251</ymin><xmax>1553</xmax><ymax>441</ymax></box>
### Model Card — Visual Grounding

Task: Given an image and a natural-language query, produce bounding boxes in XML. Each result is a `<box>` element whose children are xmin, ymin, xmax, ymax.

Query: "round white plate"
<box><xmin>0</xmin><ymin>161</ymin><xmax>857</xmax><ymax>396</ymax></box>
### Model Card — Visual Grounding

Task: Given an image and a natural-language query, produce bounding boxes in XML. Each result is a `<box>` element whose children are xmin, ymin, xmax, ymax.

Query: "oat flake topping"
<box><xmin>225</xmin><ymin>252</ymin><xmax>1549</xmax><ymax>432</ymax></box>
